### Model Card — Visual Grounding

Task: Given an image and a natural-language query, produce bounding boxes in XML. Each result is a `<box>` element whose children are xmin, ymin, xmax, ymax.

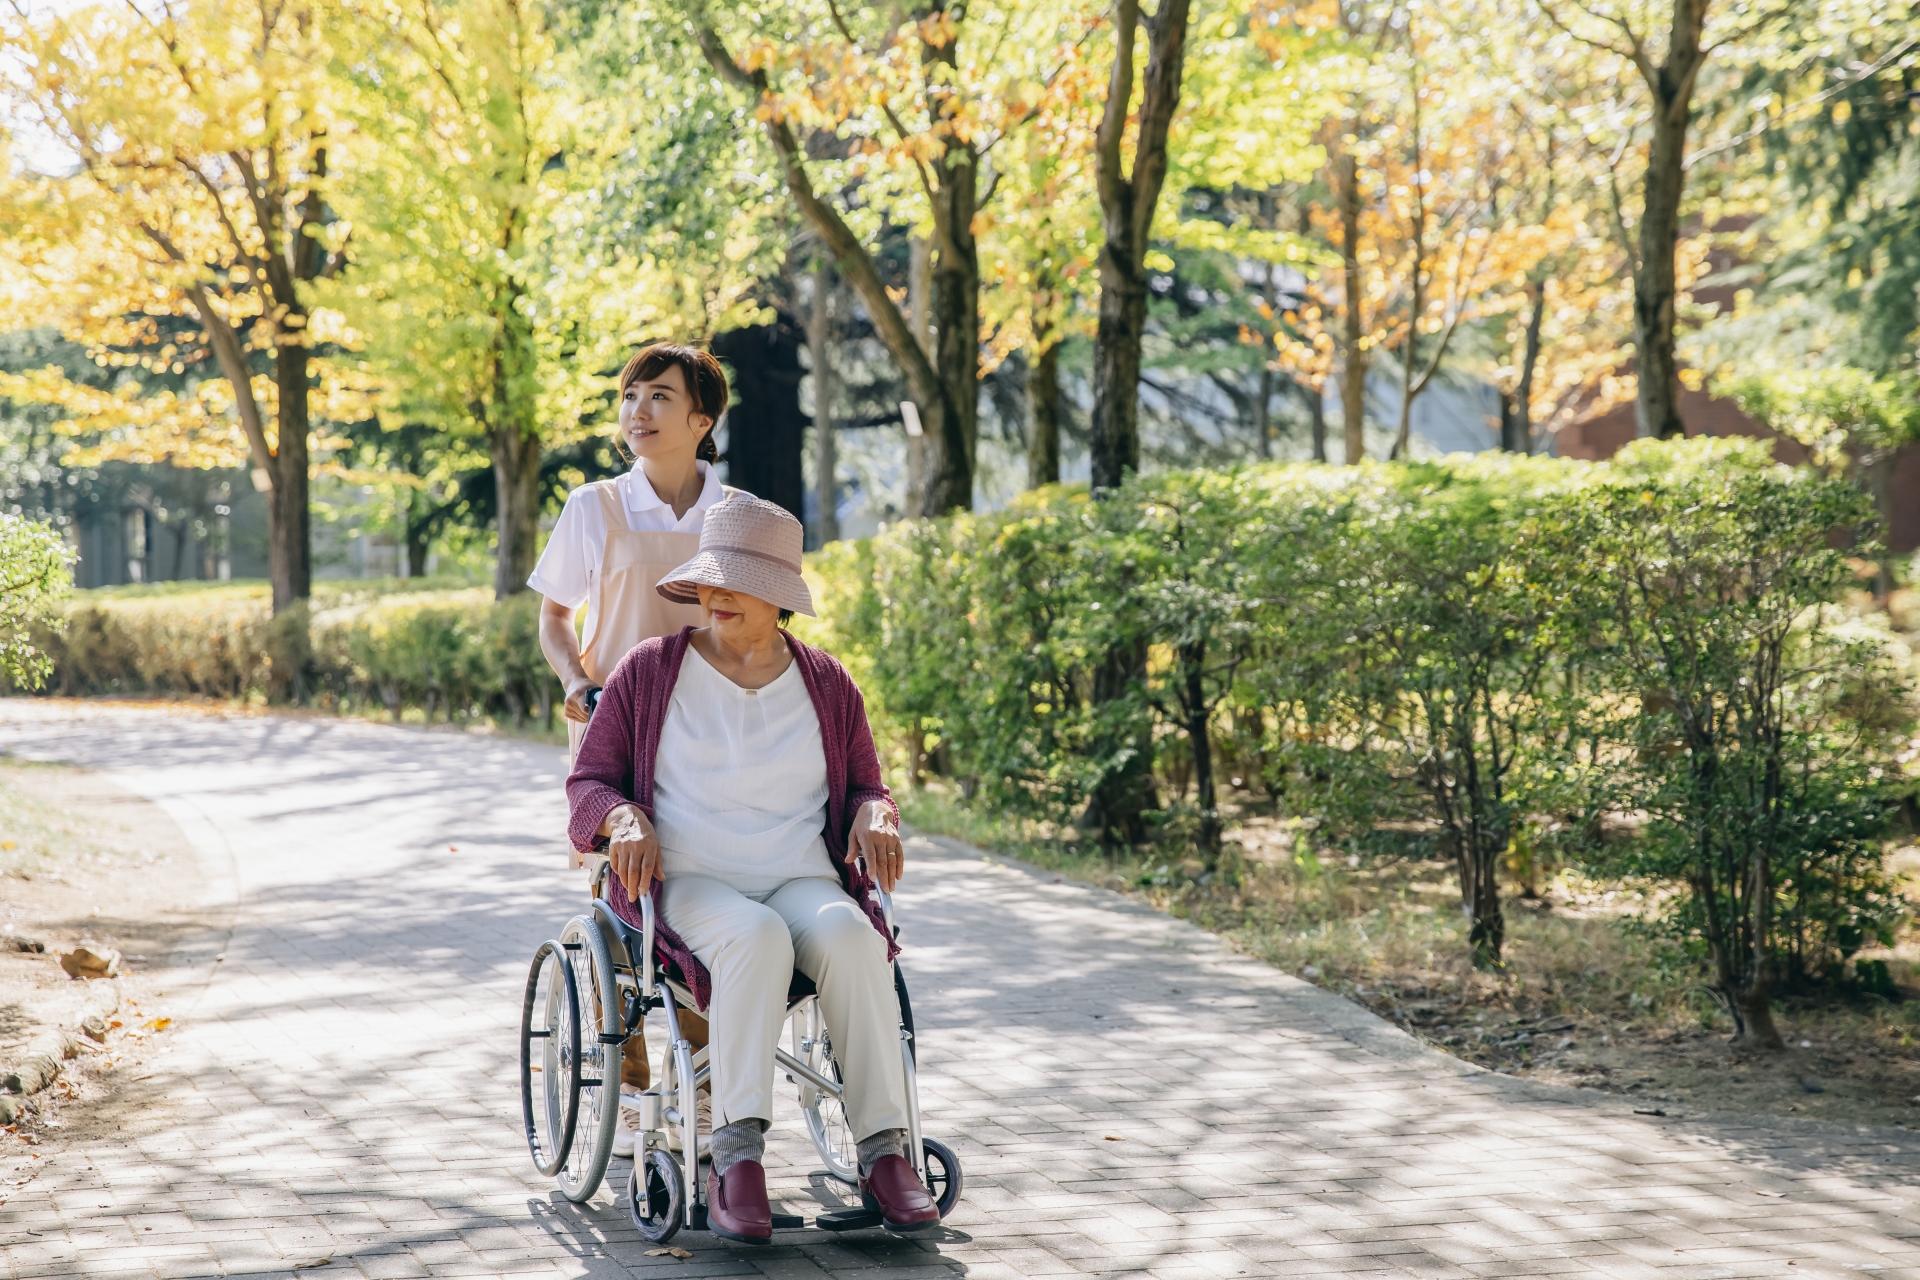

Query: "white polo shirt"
<box><xmin>528</xmin><ymin>463</ymin><xmax>724</xmax><ymax>609</ymax></box>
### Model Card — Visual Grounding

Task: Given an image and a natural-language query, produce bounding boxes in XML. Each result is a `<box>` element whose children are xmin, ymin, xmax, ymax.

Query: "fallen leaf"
<box><xmin>145</xmin><ymin>1017</ymin><xmax>171</xmax><ymax>1032</ymax></box>
<box><xmin>1103</xmin><ymin>1134</ymin><xmax>1124</xmax><ymax>1141</ymax></box>
<box><xmin>1755</xmin><ymin>1189</ymin><xmax>1786</xmax><ymax>1197</ymax></box>
<box><xmin>291</xmin><ymin>1259</ymin><xmax>332</xmax><ymax>1272</ymax></box>
<box><xmin>644</xmin><ymin>1247</ymin><xmax>694</xmax><ymax>1258</ymax></box>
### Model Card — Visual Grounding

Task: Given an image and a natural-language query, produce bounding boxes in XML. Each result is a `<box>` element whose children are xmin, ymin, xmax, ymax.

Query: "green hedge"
<box><xmin>25</xmin><ymin>579</ymin><xmax>562</xmax><ymax>729</ymax></box>
<box><xmin>807</xmin><ymin>439</ymin><xmax>1914</xmax><ymax>1027</ymax></box>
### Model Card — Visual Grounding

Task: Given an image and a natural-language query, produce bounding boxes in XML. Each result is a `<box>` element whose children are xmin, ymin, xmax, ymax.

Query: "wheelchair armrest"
<box><xmin>595</xmin><ymin>892</ymin><xmax>658</xmax><ymax>996</ymax></box>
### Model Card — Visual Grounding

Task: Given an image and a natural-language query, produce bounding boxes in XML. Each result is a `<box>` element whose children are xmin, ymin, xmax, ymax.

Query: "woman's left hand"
<box><xmin>849</xmin><ymin>800</ymin><xmax>905</xmax><ymax>893</ymax></box>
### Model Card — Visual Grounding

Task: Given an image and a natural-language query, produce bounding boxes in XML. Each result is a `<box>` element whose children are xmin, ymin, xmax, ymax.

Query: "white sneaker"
<box><xmin>664</xmin><ymin>1091</ymin><xmax>711</xmax><ymax>1155</ymax></box>
<box><xmin>612</xmin><ymin>1094</ymin><xmax>646</xmax><ymax>1160</ymax></box>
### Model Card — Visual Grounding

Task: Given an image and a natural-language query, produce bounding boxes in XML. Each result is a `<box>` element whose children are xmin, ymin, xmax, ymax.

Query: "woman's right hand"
<box><xmin>604</xmin><ymin>803</ymin><xmax>662</xmax><ymax>900</ymax></box>
<box><xmin>563</xmin><ymin>676</ymin><xmax>597</xmax><ymax>723</ymax></box>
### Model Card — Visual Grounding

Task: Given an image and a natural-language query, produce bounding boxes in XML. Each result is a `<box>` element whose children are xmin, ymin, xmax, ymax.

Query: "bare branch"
<box><xmin>181</xmin><ymin>158</ymin><xmax>269</xmax><ymax>275</ymax></box>
<box><xmin>1534</xmin><ymin>0</ymin><xmax>1641</xmax><ymax>68</ymax></box>
<box><xmin>1687</xmin><ymin>37</ymin><xmax>1917</xmax><ymax>168</ymax></box>
<box><xmin>693</xmin><ymin>18</ymin><xmax>943</xmax><ymax>412</ymax></box>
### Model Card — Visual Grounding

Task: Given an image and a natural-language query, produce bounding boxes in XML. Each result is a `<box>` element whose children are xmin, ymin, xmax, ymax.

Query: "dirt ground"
<box><xmin>906</xmin><ymin>790</ymin><xmax>1920</xmax><ymax>1133</ymax></box>
<box><xmin>0</xmin><ymin>756</ymin><xmax>228</xmax><ymax>1207</ymax></box>
<box><xmin>1341</xmin><ymin>925</ymin><xmax>1920</xmax><ymax>1130</ymax></box>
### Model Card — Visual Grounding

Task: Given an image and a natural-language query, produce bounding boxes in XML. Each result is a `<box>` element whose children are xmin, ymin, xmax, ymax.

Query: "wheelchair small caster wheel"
<box><xmin>628</xmin><ymin>1148</ymin><xmax>685</xmax><ymax>1243</ymax></box>
<box><xmin>922</xmin><ymin>1137</ymin><xmax>963</xmax><ymax>1219</ymax></box>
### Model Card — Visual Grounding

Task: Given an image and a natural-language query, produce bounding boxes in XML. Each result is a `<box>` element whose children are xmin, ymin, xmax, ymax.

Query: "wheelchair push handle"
<box><xmin>854</xmin><ymin>854</ymin><xmax>897</xmax><ymax>936</ymax></box>
<box><xmin>637</xmin><ymin>888</ymin><xmax>657</xmax><ymax>992</ymax></box>
<box><xmin>583</xmin><ymin>685</ymin><xmax>603</xmax><ymax>717</ymax></box>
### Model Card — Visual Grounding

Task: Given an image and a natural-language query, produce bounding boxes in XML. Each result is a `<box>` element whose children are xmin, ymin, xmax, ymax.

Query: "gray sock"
<box><xmin>856</xmin><ymin>1128</ymin><xmax>911</xmax><ymax>1178</ymax></box>
<box><xmin>711</xmin><ymin>1118</ymin><xmax>767</xmax><ymax>1176</ymax></box>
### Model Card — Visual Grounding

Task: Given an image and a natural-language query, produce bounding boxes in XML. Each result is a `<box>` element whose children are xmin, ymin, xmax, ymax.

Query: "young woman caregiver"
<box><xmin>531</xmin><ymin>341</ymin><xmax>733</xmax><ymax>1158</ymax></box>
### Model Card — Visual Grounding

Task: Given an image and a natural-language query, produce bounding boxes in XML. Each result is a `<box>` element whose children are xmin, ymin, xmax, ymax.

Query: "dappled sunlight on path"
<box><xmin>2</xmin><ymin>700</ymin><xmax>1918</xmax><ymax>1279</ymax></box>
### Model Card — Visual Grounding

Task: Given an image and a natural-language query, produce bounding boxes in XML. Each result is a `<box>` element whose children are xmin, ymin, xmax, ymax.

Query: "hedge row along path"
<box><xmin>2</xmin><ymin>700</ymin><xmax>1919</xmax><ymax>1280</ymax></box>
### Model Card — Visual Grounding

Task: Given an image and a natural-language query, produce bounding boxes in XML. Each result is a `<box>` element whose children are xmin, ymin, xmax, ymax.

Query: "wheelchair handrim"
<box><xmin>519</xmin><ymin>940</ymin><xmax>580</xmax><ymax>1178</ymax></box>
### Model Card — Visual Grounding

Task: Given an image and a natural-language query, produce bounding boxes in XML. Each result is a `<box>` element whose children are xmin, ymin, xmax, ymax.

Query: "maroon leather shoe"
<box><xmin>859</xmin><ymin>1153</ymin><xmax>940</xmax><ymax>1233</ymax></box>
<box><xmin>707</xmin><ymin>1160</ymin><xmax>773</xmax><ymax>1244</ymax></box>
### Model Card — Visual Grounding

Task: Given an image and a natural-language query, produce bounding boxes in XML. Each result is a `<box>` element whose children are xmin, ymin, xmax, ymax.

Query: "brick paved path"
<box><xmin>4</xmin><ymin>702</ymin><xmax>1920</xmax><ymax>1280</ymax></box>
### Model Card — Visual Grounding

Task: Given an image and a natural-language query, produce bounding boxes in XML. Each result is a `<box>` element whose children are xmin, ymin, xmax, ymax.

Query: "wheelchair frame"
<box><xmin>518</xmin><ymin>856</ymin><xmax>961</xmax><ymax>1243</ymax></box>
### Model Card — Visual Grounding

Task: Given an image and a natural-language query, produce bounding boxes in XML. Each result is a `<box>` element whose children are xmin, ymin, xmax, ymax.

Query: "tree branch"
<box><xmin>1093</xmin><ymin>0</ymin><xmax>1140</xmax><ymax>233</ymax></box>
<box><xmin>694</xmin><ymin>19</ymin><xmax>943</xmax><ymax>412</ymax></box>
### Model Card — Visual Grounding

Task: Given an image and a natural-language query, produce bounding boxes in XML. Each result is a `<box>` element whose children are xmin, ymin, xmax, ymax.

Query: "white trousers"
<box><xmin>660</xmin><ymin>874</ymin><xmax>909</xmax><ymax>1141</ymax></box>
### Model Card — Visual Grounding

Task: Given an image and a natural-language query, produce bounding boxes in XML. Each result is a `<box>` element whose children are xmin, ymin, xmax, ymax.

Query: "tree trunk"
<box><xmin>1460</xmin><ymin>830</ymin><xmax>1505</xmax><ymax>969</ymax></box>
<box><xmin>1082</xmin><ymin>635</ymin><xmax>1157</xmax><ymax>848</ymax></box>
<box><xmin>490</xmin><ymin>276</ymin><xmax>542</xmax><ymax>599</ymax></box>
<box><xmin>1337</xmin><ymin>151</ymin><xmax>1368</xmax><ymax>464</ymax></box>
<box><xmin>1513</xmin><ymin>278</ymin><xmax>1545</xmax><ymax>454</ymax></box>
<box><xmin>1183</xmin><ymin>642</ymin><xmax>1221</xmax><ymax>865</ymax></box>
<box><xmin>809</xmin><ymin>261</ymin><xmax>839</xmax><ymax>545</ymax></box>
<box><xmin>1633</xmin><ymin>125</ymin><xmax>1687</xmax><ymax>442</ymax></box>
<box><xmin>1392</xmin><ymin>95</ymin><xmax>1427</xmax><ymax>463</ymax></box>
<box><xmin>269</xmin><ymin>340</ymin><xmax>313</xmax><ymax>614</ymax></box>
<box><xmin>491</xmin><ymin>423</ymin><xmax>540</xmax><ymax>599</ymax></box>
<box><xmin>926</xmin><ymin>159</ymin><xmax>978</xmax><ymax>515</ymax></box>
<box><xmin>1090</xmin><ymin>257</ymin><xmax>1148</xmax><ymax>493</ymax></box>
<box><xmin>1027</xmin><ymin>340</ymin><xmax>1061</xmax><ymax>488</ymax></box>
<box><xmin>1630</xmin><ymin>8</ymin><xmax>1707</xmax><ymax>442</ymax></box>
<box><xmin>906</xmin><ymin>237</ymin><xmax>934</xmax><ymax>514</ymax></box>
<box><xmin>1088</xmin><ymin>0</ymin><xmax>1193</xmax><ymax>495</ymax></box>
<box><xmin>1304</xmin><ymin>380</ymin><xmax>1327</xmax><ymax>462</ymax></box>
<box><xmin>1255</xmin><ymin>260</ymin><xmax>1276</xmax><ymax>459</ymax></box>
<box><xmin>405</xmin><ymin>507</ymin><xmax>430</xmax><ymax>578</ymax></box>
<box><xmin>1724</xmin><ymin>977</ymin><xmax>1785</xmax><ymax>1048</ymax></box>
<box><xmin>1254</xmin><ymin>365</ymin><xmax>1273</xmax><ymax>459</ymax></box>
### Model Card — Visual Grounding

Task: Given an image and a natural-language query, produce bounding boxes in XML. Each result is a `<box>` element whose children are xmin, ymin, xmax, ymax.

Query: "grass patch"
<box><xmin>0</xmin><ymin>759</ymin><xmax>118</xmax><ymax>882</ymax></box>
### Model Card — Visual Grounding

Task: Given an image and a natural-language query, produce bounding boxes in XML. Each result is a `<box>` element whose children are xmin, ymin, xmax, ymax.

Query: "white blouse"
<box><xmin>651</xmin><ymin>645</ymin><xmax>837</xmax><ymax>896</ymax></box>
<box><xmin>527</xmin><ymin>462</ymin><xmax>724</xmax><ymax>609</ymax></box>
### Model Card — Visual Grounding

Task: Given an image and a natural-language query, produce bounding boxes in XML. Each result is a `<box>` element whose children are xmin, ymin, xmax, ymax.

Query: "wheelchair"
<box><xmin>518</xmin><ymin>856</ymin><xmax>963</xmax><ymax>1243</ymax></box>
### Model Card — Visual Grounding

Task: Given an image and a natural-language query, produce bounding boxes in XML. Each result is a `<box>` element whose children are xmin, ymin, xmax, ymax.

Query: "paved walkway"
<box><xmin>2</xmin><ymin>702</ymin><xmax>1919</xmax><ymax>1280</ymax></box>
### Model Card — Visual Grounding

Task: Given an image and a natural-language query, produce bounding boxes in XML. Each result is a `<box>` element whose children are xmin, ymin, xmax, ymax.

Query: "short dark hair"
<box><xmin>620</xmin><ymin>343</ymin><xmax>729</xmax><ymax>464</ymax></box>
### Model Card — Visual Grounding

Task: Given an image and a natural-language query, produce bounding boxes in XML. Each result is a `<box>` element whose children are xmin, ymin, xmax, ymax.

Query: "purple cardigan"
<box><xmin>566</xmin><ymin>626</ymin><xmax>900</xmax><ymax>1010</ymax></box>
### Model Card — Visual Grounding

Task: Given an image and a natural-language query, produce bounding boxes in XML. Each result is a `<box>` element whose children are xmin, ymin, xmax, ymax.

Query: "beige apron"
<box><xmin>567</xmin><ymin>479</ymin><xmax>736</xmax><ymax>864</ymax></box>
<box><xmin>570</xmin><ymin>477</ymin><xmax>727</xmax><ymax>1076</ymax></box>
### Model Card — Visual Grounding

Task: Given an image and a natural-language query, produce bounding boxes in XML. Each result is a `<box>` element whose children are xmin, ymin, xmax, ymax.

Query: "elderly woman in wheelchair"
<box><xmin>551</xmin><ymin>493</ymin><xmax>950</xmax><ymax>1244</ymax></box>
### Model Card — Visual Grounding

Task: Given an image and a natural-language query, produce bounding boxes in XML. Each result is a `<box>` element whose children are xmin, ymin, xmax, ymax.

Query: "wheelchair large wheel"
<box><xmin>794</xmin><ymin>1001</ymin><xmax>858</xmax><ymax>1183</ymax></box>
<box><xmin>519</xmin><ymin>940</ymin><xmax>580</xmax><ymax>1178</ymax></box>
<box><xmin>554</xmin><ymin>913</ymin><xmax>623</xmax><ymax>1203</ymax></box>
<box><xmin>626</xmin><ymin>1148</ymin><xmax>685</xmax><ymax>1243</ymax></box>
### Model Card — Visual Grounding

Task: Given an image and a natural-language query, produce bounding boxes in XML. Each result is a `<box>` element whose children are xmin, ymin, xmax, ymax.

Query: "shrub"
<box><xmin>812</xmin><ymin>441</ymin><xmax>1912</xmax><ymax>986</ymax></box>
<box><xmin>0</xmin><ymin>513</ymin><xmax>73</xmax><ymax>690</ymax></box>
<box><xmin>1554</xmin><ymin>439</ymin><xmax>1911</xmax><ymax>1046</ymax></box>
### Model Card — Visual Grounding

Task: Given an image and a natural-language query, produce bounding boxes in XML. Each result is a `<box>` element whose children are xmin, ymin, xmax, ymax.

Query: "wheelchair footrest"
<box><xmin>814</xmin><ymin>1207</ymin><xmax>885</xmax><ymax>1232</ymax></box>
<box><xmin>688</xmin><ymin>1205</ymin><xmax>808</xmax><ymax>1232</ymax></box>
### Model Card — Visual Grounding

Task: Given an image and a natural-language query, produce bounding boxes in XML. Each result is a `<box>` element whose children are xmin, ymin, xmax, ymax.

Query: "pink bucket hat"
<box><xmin>655</xmin><ymin>493</ymin><xmax>817</xmax><ymax>617</ymax></box>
